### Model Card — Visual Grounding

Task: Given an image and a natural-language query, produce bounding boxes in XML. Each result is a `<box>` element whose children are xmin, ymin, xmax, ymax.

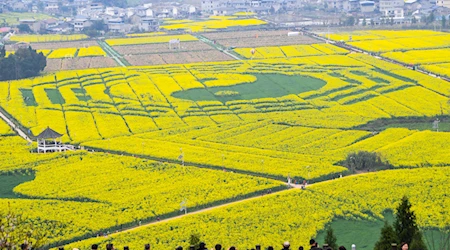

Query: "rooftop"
<box><xmin>37</xmin><ymin>127</ymin><xmax>63</xmax><ymax>139</ymax></box>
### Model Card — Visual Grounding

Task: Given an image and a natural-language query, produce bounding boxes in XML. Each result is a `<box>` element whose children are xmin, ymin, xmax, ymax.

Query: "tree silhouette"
<box><xmin>375</xmin><ymin>221</ymin><xmax>398</xmax><ymax>250</ymax></box>
<box><xmin>325</xmin><ymin>227</ymin><xmax>338</xmax><ymax>250</ymax></box>
<box><xmin>394</xmin><ymin>196</ymin><xmax>427</xmax><ymax>250</ymax></box>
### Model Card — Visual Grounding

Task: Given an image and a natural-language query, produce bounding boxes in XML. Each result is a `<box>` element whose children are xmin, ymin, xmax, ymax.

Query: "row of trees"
<box><xmin>0</xmin><ymin>46</ymin><xmax>47</xmax><ymax>81</ymax></box>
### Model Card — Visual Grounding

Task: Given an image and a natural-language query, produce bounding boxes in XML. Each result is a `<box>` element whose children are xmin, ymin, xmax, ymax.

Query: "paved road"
<box><xmin>0</xmin><ymin>109</ymin><xmax>32</xmax><ymax>142</ymax></box>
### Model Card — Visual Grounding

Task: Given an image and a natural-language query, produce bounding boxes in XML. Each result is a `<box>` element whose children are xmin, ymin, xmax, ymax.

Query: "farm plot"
<box><xmin>125</xmin><ymin>50</ymin><xmax>234</xmax><ymax>66</ymax></box>
<box><xmin>10</xmin><ymin>34</ymin><xmax>89</xmax><ymax>43</ymax></box>
<box><xmin>160</xmin><ymin>16</ymin><xmax>267</xmax><ymax>32</ymax></box>
<box><xmin>382</xmin><ymin>48</ymin><xmax>450</xmax><ymax>65</ymax></box>
<box><xmin>44</xmin><ymin>57</ymin><xmax>118</xmax><ymax>72</ymax></box>
<box><xmin>205</xmin><ymin>30</ymin><xmax>320</xmax><ymax>48</ymax></box>
<box><xmin>326</xmin><ymin>30</ymin><xmax>450</xmax><ymax>78</ymax></box>
<box><xmin>234</xmin><ymin>43</ymin><xmax>348</xmax><ymax>59</ymax></box>
<box><xmin>106</xmin><ymin>34</ymin><xmax>198</xmax><ymax>46</ymax></box>
<box><xmin>347</xmin><ymin>33</ymin><xmax>450</xmax><ymax>53</ymax></box>
<box><xmin>46</xmin><ymin>46</ymin><xmax>107</xmax><ymax>59</ymax></box>
<box><xmin>7</xmin><ymin>41</ymin><xmax>111</xmax><ymax>71</ymax></box>
<box><xmin>126</xmin><ymin>32</ymin><xmax>166</xmax><ymax>37</ymax></box>
<box><xmin>422</xmin><ymin>63</ymin><xmax>450</xmax><ymax>78</ymax></box>
<box><xmin>113</xmin><ymin>41</ymin><xmax>216</xmax><ymax>55</ymax></box>
<box><xmin>323</xmin><ymin>29</ymin><xmax>444</xmax><ymax>42</ymax></box>
<box><xmin>7</xmin><ymin>41</ymin><xmax>99</xmax><ymax>50</ymax></box>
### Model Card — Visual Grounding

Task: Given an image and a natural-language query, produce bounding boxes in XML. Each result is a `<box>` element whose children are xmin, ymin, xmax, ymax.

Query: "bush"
<box><xmin>343</xmin><ymin>151</ymin><xmax>390</xmax><ymax>173</ymax></box>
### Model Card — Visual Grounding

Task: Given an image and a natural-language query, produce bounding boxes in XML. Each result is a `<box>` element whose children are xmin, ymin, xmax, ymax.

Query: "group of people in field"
<box><xmin>42</xmin><ymin>238</ymin><xmax>410</xmax><ymax>250</ymax></box>
<box><xmin>63</xmin><ymin>238</ymin><xmax>374</xmax><ymax>250</ymax></box>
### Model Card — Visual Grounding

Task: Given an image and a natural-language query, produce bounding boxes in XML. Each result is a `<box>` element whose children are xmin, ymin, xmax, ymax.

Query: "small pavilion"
<box><xmin>37</xmin><ymin>127</ymin><xmax>66</xmax><ymax>153</ymax></box>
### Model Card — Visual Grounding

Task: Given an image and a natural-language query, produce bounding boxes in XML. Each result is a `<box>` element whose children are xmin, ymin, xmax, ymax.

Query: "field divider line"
<box><xmin>194</xmin><ymin>34</ymin><xmax>243</xmax><ymax>61</ymax></box>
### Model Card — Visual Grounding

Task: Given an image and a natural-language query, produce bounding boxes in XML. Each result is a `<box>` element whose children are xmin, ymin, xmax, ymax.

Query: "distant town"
<box><xmin>0</xmin><ymin>0</ymin><xmax>449</xmax><ymax>36</ymax></box>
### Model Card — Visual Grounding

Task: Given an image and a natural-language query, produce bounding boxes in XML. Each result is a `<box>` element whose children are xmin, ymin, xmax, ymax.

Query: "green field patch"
<box><xmin>373</xmin><ymin>68</ymin><xmax>417</xmax><ymax>83</ymax></box>
<box><xmin>45</xmin><ymin>88</ymin><xmax>65</xmax><ymax>104</ymax></box>
<box><xmin>369</xmin><ymin>77</ymin><xmax>390</xmax><ymax>84</ymax></box>
<box><xmin>355</xmin><ymin>116</ymin><xmax>450</xmax><ymax>132</ymax></box>
<box><xmin>20</xmin><ymin>89</ymin><xmax>38</xmax><ymax>106</ymax></box>
<box><xmin>344</xmin><ymin>78</ymin><xmax>362</xmax><ymax>84</ymax></box>
<box><xmin>0</xmin><ymin>173</ymin><xmax>35</xmax><ymax>198</ymax></box>
<box><xmin>350</xmin><ymin>70</ymin><xmax>369</xmax><ymax>76</ymax></box>
<box><xmin>328</xmin><ymin>72</ymin><xmax>361</xmax><ymax>85</ymax></box>
<box><xmin>72</xmin><ymin>88</ymin><xmax>92</xmax><ymax>102</ymax></box>
<box><xmin>317</xmin><ymin>212</ymin><xmax>445</xmax><ymax>250</ymax></box>
<box><xmin>172</xmin><ymin>74</ymin><xmax>326</xmax><ymax>102</ymax></box>
<box><xmin>329</xmin><ymin>72</ymin><xmax>342</xmax><ymax>78</ymax></box>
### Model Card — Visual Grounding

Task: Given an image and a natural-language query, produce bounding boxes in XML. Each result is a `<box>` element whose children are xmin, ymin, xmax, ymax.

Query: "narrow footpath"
<box><xmin>0</xmin><ymin>109</ymin><xmax>32</xmax><ymax>142</ymax></box>
<box><xmin>195</xmin><ymin>34</ymin><xmax>243</xmax><ymax>61</ymax></box>
<box><xmin>97</xmin><ymin>40</ymin><xmax>130</xmax><ymax>67</ymax></box>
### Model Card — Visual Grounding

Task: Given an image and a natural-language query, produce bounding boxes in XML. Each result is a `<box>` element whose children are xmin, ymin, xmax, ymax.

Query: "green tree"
<box><xmin>83</xmin><ymin>20</ymin><xmax>108</xmax><ymax>37</ymax></box>
<box><xmin>427</xmin><ymin>12</ymin><xmax>435</xmax><ymax>24</ymax></box>
<box><xmin>17</xmin><ymin>23</ymin><xmax>32</xmax><ymax>33</ymax></box>
<box><xmin>410</xmin><ymin>231</ymin><xmax>427</xmax><ymax>250</ymax></box>
<box><xmin>0</xmin><ymin>55</ymin><xmax>17</xmax><ymax>80</ymax></box>
<box><xmin>0</xmin><ymin>47</ymin><xmax>46</xmax><ymax>81</ymax></box>
<box><xmin>362</xmin><ymin>18</ymin><xmax>367</xmax><ymax>26</ymax></box>
<box><xmin>343</xmin><ymin>151</ymin><xmax>389</xmax><ymax>173</ymax></box>
<box><xmin>325</xmin><ymin>227</ymin><xmax>338</xmax><ymax>250</ymax></box>
<box><xmin>91</xmin><ymin>20</ymin><xmax>107</xmax><ymax>31</ymax></box>
<box><xmin>345</xmin><ymin>16</ymin><xmax>355</xmax><ymax>26</ymax></box>
<box><xmin>375</xmin><ymin>222</ymin><xmax>398</xmax><ymax>250</ymax></box>
<box><xmin>394</xmin><ymin>196</ymin><xmax>427</xmax><ymax>250</ymax></box>
<box><xmin>442</xmin><ymin>16</ymin><xmax>446</xmax><ymax>28</ymax></box>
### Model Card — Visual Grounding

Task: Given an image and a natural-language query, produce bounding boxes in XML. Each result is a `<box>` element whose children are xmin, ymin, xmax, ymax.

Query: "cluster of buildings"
<box><xmin>322</xmin><ymin>0</ymin><xmax>407</xmax><ymax>18</ymax></box>
<box><xmin>201</xmin><ymin>0</ymin><xmax>450</xmax><ymax>25</ymax></box>
<box><xmin>1</xmin><ymin>0</ymin><xmax>450</xmax><ymax>34</ymax></box>
<box><xmin>0</xmin><ymin>0</ymin><xmax>199</xmax><ymax>34</ymax></box>
<box><xmin>201</xmin><ymin>0</ymin><xmax>298</xmax><ymax>15</ymax></box>
<box><xmin>321</xmin><ymin>0</ymin><xmax>450</xmax><ymax>24</ymax></box>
